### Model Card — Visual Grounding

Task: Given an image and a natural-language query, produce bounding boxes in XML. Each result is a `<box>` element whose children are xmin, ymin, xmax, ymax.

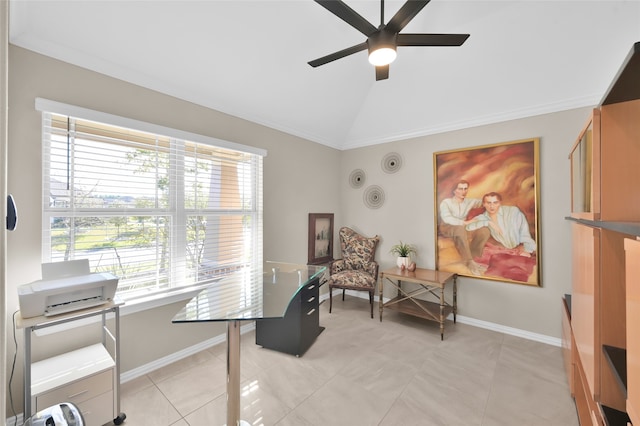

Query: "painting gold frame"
<box><xmin>433</xmin><ymin>138</ymin><xmax>541</xmax><ymax>286</ymax></box>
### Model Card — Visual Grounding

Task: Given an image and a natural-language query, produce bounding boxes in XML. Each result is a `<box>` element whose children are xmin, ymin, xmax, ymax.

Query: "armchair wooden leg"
<box><xmin>369</xmin><ymin>291</ymin><xmax>374</xmax><ymax>318</ymax></box>
<box><xmin>342</xmin><ymin>289</ymin><xmax>346</xmax><ymax>301</ymax></box>
<box><xmin>329</xmin><ymin>288</ymin><xmax>333</xmax><ymax>313</ymax></box>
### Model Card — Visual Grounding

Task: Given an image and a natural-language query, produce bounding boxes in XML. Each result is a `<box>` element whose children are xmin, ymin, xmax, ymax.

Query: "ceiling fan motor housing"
<box><xmin>367</xmin><ymin>28</ymin><xmax>398</xmax><ymax>53</ymax></box>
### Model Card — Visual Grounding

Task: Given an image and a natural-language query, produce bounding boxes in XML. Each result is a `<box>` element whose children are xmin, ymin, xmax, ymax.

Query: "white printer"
<box><xmin>18</xmin><ymin>259</ymin><xmax>119</xmax><ymax>319</ymax></box>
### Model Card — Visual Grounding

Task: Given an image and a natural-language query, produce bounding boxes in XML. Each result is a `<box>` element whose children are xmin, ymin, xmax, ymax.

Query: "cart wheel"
<box><xmin>113</xmin><ymin>412</ymin><xmax>127</xmax><ymax>425</ymax></box>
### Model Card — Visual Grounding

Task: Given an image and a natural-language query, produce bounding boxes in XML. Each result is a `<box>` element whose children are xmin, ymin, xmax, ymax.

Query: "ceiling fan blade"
<box><xmin>376</xmin><ymin>65</ymin><xmax>389</xmax><ymax>81</ymax></box>
<box><xmin>386</xmin><ymin>0</ymin><xmax>431</xmax><ymax>33</ymax></box>
<box><xmin>314</xmin><ymin>0</ymin><xmax>378</xmax><ymax>36</ymax></box>
<box><xmin>397</xmin><ymin>33</ymin><xmax>470</xmax><ymax>46</ymax></box>
<box><xmin>308</xmin><ymin>42</ymin><xmax>368</xmax><ymax>67</ymax></box>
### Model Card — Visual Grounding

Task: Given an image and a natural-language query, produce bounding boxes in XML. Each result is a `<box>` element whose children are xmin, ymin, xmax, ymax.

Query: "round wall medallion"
<box><xmin>349</xmin><ymin>169</ymin><xmax>366</xmax><ymax>188</ymax></box>
<box><xmin>363</xmin><ymin>185</ymin><xmax>385</xmax><ymax>209</ymax></box>
<box><xmin>381</xmin><ymin>152</ymin><xmax>403</xmax><ymax>174</ymax></box>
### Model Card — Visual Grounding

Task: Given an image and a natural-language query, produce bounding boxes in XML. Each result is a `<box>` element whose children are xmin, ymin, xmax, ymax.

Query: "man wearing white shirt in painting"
<box><xmin>466</xmin><ymin>192</ymin><xmax>536</xmax><ymax>257</ymax></box>
<box><xmin>439</xmin><ymin>180</ymin><xmax>491</xmax><ymax>275</ymax></box>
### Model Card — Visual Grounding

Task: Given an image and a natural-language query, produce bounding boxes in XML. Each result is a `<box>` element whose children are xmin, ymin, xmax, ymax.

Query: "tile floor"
<box><xmin>118</xmin><ymin>297</ymin><xmax>579</xmax><ymax>426</ymax></box>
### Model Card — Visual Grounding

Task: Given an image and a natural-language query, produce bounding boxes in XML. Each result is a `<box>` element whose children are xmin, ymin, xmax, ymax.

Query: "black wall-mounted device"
<box><xmin>7</xmin><ymin>194</ymin><xmax>17</xmax><ymax>231</ymax></box>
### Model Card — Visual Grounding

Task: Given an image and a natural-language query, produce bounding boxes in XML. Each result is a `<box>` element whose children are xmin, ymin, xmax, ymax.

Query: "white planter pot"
<box><xmin>397</xmin><ymin>256</ymin><xmax>411</xmax><ymax>268</ymax></box>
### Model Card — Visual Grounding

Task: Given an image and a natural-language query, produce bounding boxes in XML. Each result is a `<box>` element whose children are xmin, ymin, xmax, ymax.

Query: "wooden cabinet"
<box><xmin>255</xmin><ymin>276</ymin><xmax>324</xmax><ymax>356</ymax></box>
<box><xmin>569</xmin><ymin>109</ymin><xmax>601</xmax><ymax>220</ymax></box>
<box><xmin>561</xmin><ymin>295</ymin><xmax>574</xmax><ymax>395</ymax></box>
<box><xmin>625</xmin><ymin>238</ymin><xmax>640</xmax><ymax>426</ymax></box>
<box><xmin>569</xmin><ymin>223</ymin><xmax>631</xmax><ymax>423</ymax></box>
<box><xmin>571</xmin><ymin>222</ymin><xmax>601</xmax><ymax>403</ymax></box>
<box><xmin>600</xmin><ymin>230</ymin><xmax>628</xmax><ymax>411</ymax></box>
<box><xmin>599</xmin><ymin>100</ymin><xmax>640</xmax><ymax>222</ymax></box>
<box><xmin>567</xmin><ymin>41</ymin><xmax>640</xmax><ymax>426</ymax></box>
<box><xmin>569</xmin><ymin>100</ymin><xmax>640</xmax><ymax>222</ymax></box>
<box><xmin>575</xmin><ymin>356</ymin><xmax>604</xmax><ymax>426</ymax></box>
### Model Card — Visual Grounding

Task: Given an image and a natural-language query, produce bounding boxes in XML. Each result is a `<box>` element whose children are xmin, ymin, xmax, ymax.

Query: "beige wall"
<box><xmin>1</xmin><ymin>1</ymin><xmax>9</xmax><ymax>423</ymax></box>
<box><xmin>340</xmin><ymin>107</ymin><xmax>591</xmax><ymax>337</ymax></box>
<box><xmin>6</xmin><ymin>43</ymin><xmax>589</xmax><ymax>419</ymax></box>
<box><xmin>5</xmin><ymin>45</ymin><xmax>342</xmax><ymax>416</ymax></box>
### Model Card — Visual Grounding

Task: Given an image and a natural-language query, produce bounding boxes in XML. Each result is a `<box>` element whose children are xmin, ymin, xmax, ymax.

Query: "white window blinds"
<box><xmin>37</xmin><ymin>99</ymin><xmax>264</xmax><ymax>302</ymax></box>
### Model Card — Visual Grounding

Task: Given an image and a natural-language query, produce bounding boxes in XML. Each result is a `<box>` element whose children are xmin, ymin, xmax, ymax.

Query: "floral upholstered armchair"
<box><xmin>328</xmin><ymin>227</ymin><xmax>380</xmax><ymax>318</ymax></box>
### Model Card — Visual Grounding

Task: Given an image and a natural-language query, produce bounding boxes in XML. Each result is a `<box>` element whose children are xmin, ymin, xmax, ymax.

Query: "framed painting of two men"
<box><xmin>434</xmin><ymin>138</ymin><xmax>541</xmax><ymax>286</ymax></box>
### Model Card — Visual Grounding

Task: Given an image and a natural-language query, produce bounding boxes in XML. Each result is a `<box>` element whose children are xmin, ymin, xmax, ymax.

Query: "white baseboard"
<box><xmin>453</xmin><ymin>314</ymin><xmax>561</xmax><ymax>347</ymax></box>
<box><xmin>121</xmin><ymin>322</ymin><xmax>256</xmax><ymax>383</ymax></box>
<box><xmin>323</xmin><ymin>289</ymin><xmax>562</xmax><ymax>347</ymax></box>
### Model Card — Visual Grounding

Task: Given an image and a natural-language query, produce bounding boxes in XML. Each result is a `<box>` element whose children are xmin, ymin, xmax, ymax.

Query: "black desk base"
<box><xmin>256</xmin><ymin>276</ymin><xmax>323</xmax><ymax>356</ymax></box>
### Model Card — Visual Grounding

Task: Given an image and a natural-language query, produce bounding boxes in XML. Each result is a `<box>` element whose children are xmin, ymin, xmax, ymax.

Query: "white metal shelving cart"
<box><xmin>17</xmin><ymin>300</ymin><xmax>126</xmax><ymax>426</ymax></box>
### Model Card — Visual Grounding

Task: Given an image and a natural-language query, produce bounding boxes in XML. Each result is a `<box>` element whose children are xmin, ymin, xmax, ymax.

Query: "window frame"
<box><xmin>37</xmin><ymin>98</ymin><xmax>266</xmax><ymax>311</ymax></box>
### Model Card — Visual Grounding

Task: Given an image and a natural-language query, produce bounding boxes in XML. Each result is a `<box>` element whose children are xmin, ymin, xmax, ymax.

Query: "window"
<box><xmin>37</xmin><ymin>99</ymin><xmax>265</xmax><ymax>303</ymax></box>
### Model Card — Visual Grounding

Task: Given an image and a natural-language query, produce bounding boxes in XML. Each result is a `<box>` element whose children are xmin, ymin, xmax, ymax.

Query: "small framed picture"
<box><xmin>308</xmin><ymin>213</ymin><xmax>334</xmax><ymax>265</ymax></box>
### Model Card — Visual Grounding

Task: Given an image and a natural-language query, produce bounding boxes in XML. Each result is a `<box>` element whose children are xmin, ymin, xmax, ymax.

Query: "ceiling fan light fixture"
<box><xmin>369</xmin><ymin>47</ymin><xmax>397</xmax><ymax>66</ymax></box>
<box><xmin>367</xmin><ymin>30</ymin><xmax>397</xmax><ymax>66</ymax></box>
<box><xmin>309</xmin><ymin>0</ymin><xmax>469</xmax><ymax>80</ymax></box>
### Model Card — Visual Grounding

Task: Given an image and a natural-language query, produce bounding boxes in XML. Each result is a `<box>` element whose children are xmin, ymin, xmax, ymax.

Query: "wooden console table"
<box><xmin>379</xmin><ymin>267</ymin><xmax>457</xmax><ymax>340</ymax></box>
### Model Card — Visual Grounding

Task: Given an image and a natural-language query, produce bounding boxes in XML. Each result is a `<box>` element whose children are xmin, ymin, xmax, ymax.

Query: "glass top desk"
<box><xmin>172</xmin><ymin>261</ymin><xmax>326</xmax><ymax>426</ymax></box>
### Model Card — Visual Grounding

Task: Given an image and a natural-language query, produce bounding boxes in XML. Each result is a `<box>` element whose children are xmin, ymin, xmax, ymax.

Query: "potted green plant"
<box><xmin>390</xmin><ymin>241</ymin><xmax>416</xmax><ymax>269</ymax></box>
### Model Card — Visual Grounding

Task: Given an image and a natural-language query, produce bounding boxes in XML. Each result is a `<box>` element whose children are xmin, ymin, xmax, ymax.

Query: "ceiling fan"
<box><xmin>308</xmin><ymin>0</ymin><xmax>470</xmax><ymax>81</ymax></box>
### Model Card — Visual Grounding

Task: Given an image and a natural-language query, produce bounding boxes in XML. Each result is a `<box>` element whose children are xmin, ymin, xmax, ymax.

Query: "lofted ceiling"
<box><xmin>8</xmin><ymin>0</ymin><xmax>640</xmax><ymax>150</ymax></box>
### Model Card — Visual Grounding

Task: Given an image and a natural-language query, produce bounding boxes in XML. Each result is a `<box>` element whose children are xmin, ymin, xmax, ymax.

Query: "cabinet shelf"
<box><xmin>383</xmin><ymin>297</ymin><xmax>454</xmax><ymax>322</ymax></box>
<box><xmin>31</xmin><ymin>343</ymin><xmax>114</xmax><ymax>396</ymax></box>
<box><xmin>565</xmin><ymin>217</ymin><xmax>640</xmax><ymax>237</ymax></box>
<box><xmin>601</xmin><ymin>41</ymin><xmax>640</xmax><ymax>105</ymax></box>
<box><xmin>601</xmin><ymin>404</ymin><xmax>631</xmax><ymax>426</ymax></box>
<box><xmin>602</xmin><ymin>345</ymin><xmax>627</xmax><ymax>396</ymax></box>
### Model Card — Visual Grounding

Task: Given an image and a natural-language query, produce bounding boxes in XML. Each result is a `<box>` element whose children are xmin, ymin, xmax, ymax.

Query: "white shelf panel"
<box><xmin>31</xmin><ymin>343</ymin><xmax>115</xmax><ymax>395</ymax></box>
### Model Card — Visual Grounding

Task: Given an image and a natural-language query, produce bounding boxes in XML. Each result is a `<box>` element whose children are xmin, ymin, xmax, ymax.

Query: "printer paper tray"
<box><xmin>46</xmin><ymin>298</ymin><xmax>109</xmax><ymax>317</ymax></box>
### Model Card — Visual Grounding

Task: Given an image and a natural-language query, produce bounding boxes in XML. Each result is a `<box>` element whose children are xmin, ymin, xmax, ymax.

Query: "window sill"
<box><xmin>119</xmin><ymin>285</ymin><xmax>209</xmax><ymax>316</ymax></box>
